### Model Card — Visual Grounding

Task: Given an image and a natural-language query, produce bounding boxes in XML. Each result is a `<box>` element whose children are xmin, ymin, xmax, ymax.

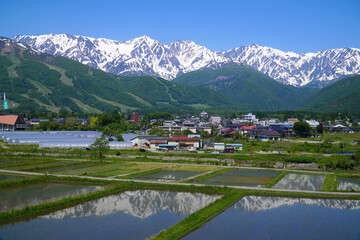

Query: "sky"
<box><xmin>1</xmin><ymin>0</ymin><xmax>360</xmax><ymax>53</ymax></box>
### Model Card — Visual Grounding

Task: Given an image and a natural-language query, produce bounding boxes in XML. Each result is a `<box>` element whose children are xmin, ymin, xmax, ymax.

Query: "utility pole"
<box><xmin>343</xmin><ymin>127</ymin><xmax>345</xmax><ymax>152</ymax></box>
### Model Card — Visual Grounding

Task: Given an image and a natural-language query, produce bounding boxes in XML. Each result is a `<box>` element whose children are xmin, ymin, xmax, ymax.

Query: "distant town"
<box><xmin>0</xmin><ymin>111</ymin><xmax>358</xmax><ymax>154</ymax></box>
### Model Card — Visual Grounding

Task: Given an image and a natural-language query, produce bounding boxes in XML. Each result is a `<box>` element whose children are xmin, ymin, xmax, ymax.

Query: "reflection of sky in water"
<box><xmin>0</xmin><ymin>190</ymin><xmax>221</xmax><ymax>240</ymax></box>
<box><xmin>0</xmin><ymin>183</ymin><xmax>104</xmax><ymax>212</ymax></box>
<box><xmin>135</xmin><ymin>170</ymin><xmax>200</xmax><ymax>181</ymax></box>
<box><xmin>337</xmin><ymin>178</ymin><xmax>360</xmax><ymax>191</ymax></box>
<box><xmin>184</xmin><ymin>196</ymin><xmax>360</xmax><ymax>240</ymax></box>
<box><xmin>272</xmin><ymin>173</ymin><xmax>325</xmax><ymax>191</ymax></box>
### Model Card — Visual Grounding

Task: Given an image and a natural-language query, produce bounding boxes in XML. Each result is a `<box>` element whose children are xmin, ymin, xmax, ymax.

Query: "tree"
<box><xmin>316</xmin><ymin>123</ymin><xmax>324</xmax><ymax>134</ymax></box>
<box><xmin>293</xmin><ymin>122</ymin><xmax>311</xmax><ymax>138</ymax></box>
<box><xmin>90</xmin><ymin>135</ymin><xmax>110</xmax><ymax>159</ymax></box>
<box><xmin>102</xmin><ymin>126</ymin><xmax>124</xmax><ymax>141</ymax></box>
<box><xmin>89</xmin><ymin>117</ymin><xmax>98</xmax><ymax>130</ymax></box>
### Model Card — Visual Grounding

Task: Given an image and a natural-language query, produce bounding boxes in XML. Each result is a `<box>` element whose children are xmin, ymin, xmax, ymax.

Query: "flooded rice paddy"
<box><xmin>272</xmin><ymin>173</ymin><xmax>326</xmax><ymax>191</ymax></box>
<box><xmin>134</xmin><ymin>170</ymin><xmax>201</xmax><ymax>181</ymax></box>
<box><xmin>194</xmin><ymin>169</ymin><xmax>279</xmax><ymax>187</ymax></box>
<box><xmin>184</xmin><ymin>196</ymin><xmax>360</xmax><ymax>240</ymax></box>
<box><xmin>0</xmin><ymin>190</ymin><xmax>221</xmax><ymax>240</ymax></box>
<box><xmin>0</xmin><ymin>183</ymin><xmax>104</xmax><ymax>212</ymax></box>
<box><xmin>0</xmin><ymin>173</ymin><xmax>25</xmax><ymax>181</ymax></box>
<box><xmin>337</xmin><ymin>177</ymin><xmax>360</xmax><ymax>191</ymax></box>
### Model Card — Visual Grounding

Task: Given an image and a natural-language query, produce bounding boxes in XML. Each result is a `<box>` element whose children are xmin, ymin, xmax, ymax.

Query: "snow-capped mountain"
<box><xmin>14</xmin><ymin>34</ymin><xmax>360</xmax><ymax>87</ymax></box>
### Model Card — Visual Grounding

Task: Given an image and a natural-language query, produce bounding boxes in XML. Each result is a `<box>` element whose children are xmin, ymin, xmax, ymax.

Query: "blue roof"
<box><xmin>159</xmin><ymin>144</ymin><xmax>178</xmax><ymax>147</ymax></box>
<box><xmin>226</xmin><ymin>143</ymin><xmax>243</xmax><ymax>146</ymax></box>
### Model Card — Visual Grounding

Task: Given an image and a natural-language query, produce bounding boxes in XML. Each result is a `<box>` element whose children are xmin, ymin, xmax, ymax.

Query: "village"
<box><xmin>0</xmin><ymin>111</ymin><xmax>358</xmax><ymax>155</ymax></box>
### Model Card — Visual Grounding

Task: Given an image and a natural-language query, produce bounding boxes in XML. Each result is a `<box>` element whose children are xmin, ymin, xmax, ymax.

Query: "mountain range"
<box><xmin>173</xmin><ymin>63</ymin><xmax>317</xmax><ymax>111</ymax></box>
<box><xmin>14</xmin><ymin>34</ymin><xmax>360</xmax><ymax>88</ymax></box>
<box><xmin>1</xmin><ymin>36</ymin><xmax>360</xmax><ymax>113</ymax></box>
<box><xmin>0</xmin><ymin>37</ymin><xmax>232</xmax><ymax>113</ymax></box>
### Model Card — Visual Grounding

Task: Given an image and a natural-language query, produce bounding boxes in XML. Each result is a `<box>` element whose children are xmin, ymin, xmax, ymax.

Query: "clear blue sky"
<box><xmin>1</xmin><ymin>0</ymin><xmax>359</xmax><ymax>53</ymax></box>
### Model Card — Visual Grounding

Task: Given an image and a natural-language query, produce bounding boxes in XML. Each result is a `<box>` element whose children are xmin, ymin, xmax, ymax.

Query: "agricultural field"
<box><xmin>1</xmin><ymin>141</ymin><xmax>360</xmax><ymax>239</ymax></box>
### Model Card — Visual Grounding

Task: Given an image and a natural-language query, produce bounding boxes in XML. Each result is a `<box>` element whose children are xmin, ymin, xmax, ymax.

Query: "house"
<box><xmin>259</xmin><ymin>130</ymin><xmax>281</xmax><ymax>141</ymax></box>
<box><xmin>131</xmin><ymin>135</ymin><xmax>168</xmax><ymax>149</ymax></box>
<box><xmin>242</xmin><ymin>113</ymin><xmax>258</xmax><ymax>123</ymax></box>
<box><xmin>167</xmin><ymin>135</ymin><xmax>202</xmax><ymax>150</ymax></box>
<box><xmin>269</xmin><ymin>125</ymin><xmax>289</xmax><ymax>137</ymax></box>
<box><xmin>0</xmin><ymin>114</ymin><xmax>27</xmax><ymax>131</ymax></box>
<box><xmin>209</xmin><ymin>116</ymin><xmax>222</xmax><ymax>125</ymax></box>
<box><xmin>199</xmin><ymin>111</ymin><xmax>209</xmax><ymax>119</ymax></box>
<box><xmin>239</xmin><ymin>125</ymin><xmax>256</xmax><ymax>135</ymax></box>
<box><xmin>220</xmin><ymin>128</ymin><xmax>238</xmax><ymax>138</ymax></box>
<box><xmin>214</xmin><ymin>143</ymin><xmax>225</xmax><ymax>151</ymax></box>
<box><xmin>226</xmin><ymin>143</ymin><xmax>243</xmax><ymax>150</ymax></box>
<box><xmin>247</xmin><ymin>129</ymin><xmax>281</xmax><ymax>141</ymax></box>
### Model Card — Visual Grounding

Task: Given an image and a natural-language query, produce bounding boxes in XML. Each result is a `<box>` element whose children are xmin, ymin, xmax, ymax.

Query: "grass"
<box><xmin>89</xmin><ymin>162</ymin><xmax>166</xmax><ymax>177</ymax></box>
<box><xmin>321</xmin><ymin>174</ymin><xmax>337</xmax><ymax>192</ymax></box>
<box><xmin>264</xmin><ymin>171</ymin><xmax>288</xmax><ymax>188</ymax></box>
<box><xmin>59</xmin><ymin>162</ymin><xmax>167</xmax><ymax>177</ymax></box>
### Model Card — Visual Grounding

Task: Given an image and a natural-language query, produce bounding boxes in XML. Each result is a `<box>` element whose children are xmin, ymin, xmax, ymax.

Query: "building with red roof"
<box><xmin>0</xmin><ymin>114</ymin><xmax>26</xmax><ymax>131</ymax></box>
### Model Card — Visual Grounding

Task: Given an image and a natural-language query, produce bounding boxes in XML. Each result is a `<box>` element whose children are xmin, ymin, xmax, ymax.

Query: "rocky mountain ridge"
<box><xmin>14</xmin><ymin>34</ymin><xmax>360</xmax><ymax>87</ymax></box>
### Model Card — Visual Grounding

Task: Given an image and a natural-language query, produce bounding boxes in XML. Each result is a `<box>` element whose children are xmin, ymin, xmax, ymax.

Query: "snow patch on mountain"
<box><xmin>14</xmin><ymin>34</ymin><xmax>360</xmax><ymax>87</ymax></box>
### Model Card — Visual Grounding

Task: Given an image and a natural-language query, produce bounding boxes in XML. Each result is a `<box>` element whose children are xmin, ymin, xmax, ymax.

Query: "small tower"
<box><xmin>4</xmin><ymin>92</ymin><xmax>8</xmax><ymax>110</ymax></box>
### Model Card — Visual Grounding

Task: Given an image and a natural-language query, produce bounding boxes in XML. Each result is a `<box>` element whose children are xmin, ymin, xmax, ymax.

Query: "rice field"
<box><xmin>0</xmin><ymin>190</ymin><xmax>221</xmax><ymax>240</ymax></box>
<box><xmin>183</xmin><ymin>196</ymin><xmax>360</xmax><ymax>240</ymax></box>
<box><xmin>0</xmin><ymin>183</ymin><xmax>104</xmax><ymax>212</ymax></box>
<box><xmin>193</xmin><ymin>169</ymin><xmax>280</xmax><ymax>187</ymax></box>
<box><xmin>337</xmin><ymin>177</ymin><xmax>360</xmax><ymax>191</ymax></box>
<box><xmin>58</xmin><ymin>162</ymin><xmax>169</xmax><ymax>177</ymax></box>
<box><xmin>272</xmin><ymin>173</ymin><xmax>326</xmax><ymax>191</ymax></box>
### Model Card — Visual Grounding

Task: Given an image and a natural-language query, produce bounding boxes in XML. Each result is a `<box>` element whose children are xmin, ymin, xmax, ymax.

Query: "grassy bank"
<box><xmin>264</xmin><ymin>171</ymin><xmax>288</xmax><ymax>188</ymax></box>
<box><xmin>321</xmin><ymin>174</ymin><xmax>337</xmax><ymax>191</ymax></box>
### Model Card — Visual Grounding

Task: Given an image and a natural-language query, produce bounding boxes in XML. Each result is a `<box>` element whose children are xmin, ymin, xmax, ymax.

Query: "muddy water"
<box><xmin>0</xmin><ymin>183</ymin><xmax>104</xmax><ymax>212</ymax></box>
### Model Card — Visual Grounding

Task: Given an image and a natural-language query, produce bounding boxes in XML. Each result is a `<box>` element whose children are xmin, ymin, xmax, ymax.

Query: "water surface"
<box><xmin>184</xmin><ymin>196</ymin><xmax>360</xmax><ymax>240</ymax></box>
<box><xmin>0</xmin><ymin>190</ymin><xmax>221</xmax><ymax>240</ymax></box>
<box><xmin>195</xmin><ymin>169</ymin><xmax>279</xmax><ymax>187</ymax></box>
<box><xmin>134</xmin><ymin>170</ymin><xmax>200</xmax><ymax>181</ymax></box>
<box><xmin>337</xmin><ymin>177</ymin><xmax>360</xmax><ymax>191</ymax></box>
<box><xmin>0</xmin><ymin>183</ymin><xmax>104</xmax><ymax>212</ymax></box>
<box><xmin>272</xmin><ymin>173</ymin><xmax>325</xmax><ymax>191</ymax></box>
<box><xmin>0</xmin><ymin>173</ymin><xmax>25</xmax><ymax>181</ymax></box>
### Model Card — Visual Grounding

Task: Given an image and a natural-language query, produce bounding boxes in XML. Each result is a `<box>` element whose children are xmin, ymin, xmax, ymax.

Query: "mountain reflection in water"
<box><xmin>272</xmin><ymin>173</ymin><xmax>325</xmax><ymax>191</ymax></box>
<box><xmin>41</xmin><ymin>190</ymin><xmax>221</xmax><ymax>219</ymax></box>
<box><xmin>235</xmin><ymin>196</ymin><xmax>360</xmax><ymax>212</ymax></box>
